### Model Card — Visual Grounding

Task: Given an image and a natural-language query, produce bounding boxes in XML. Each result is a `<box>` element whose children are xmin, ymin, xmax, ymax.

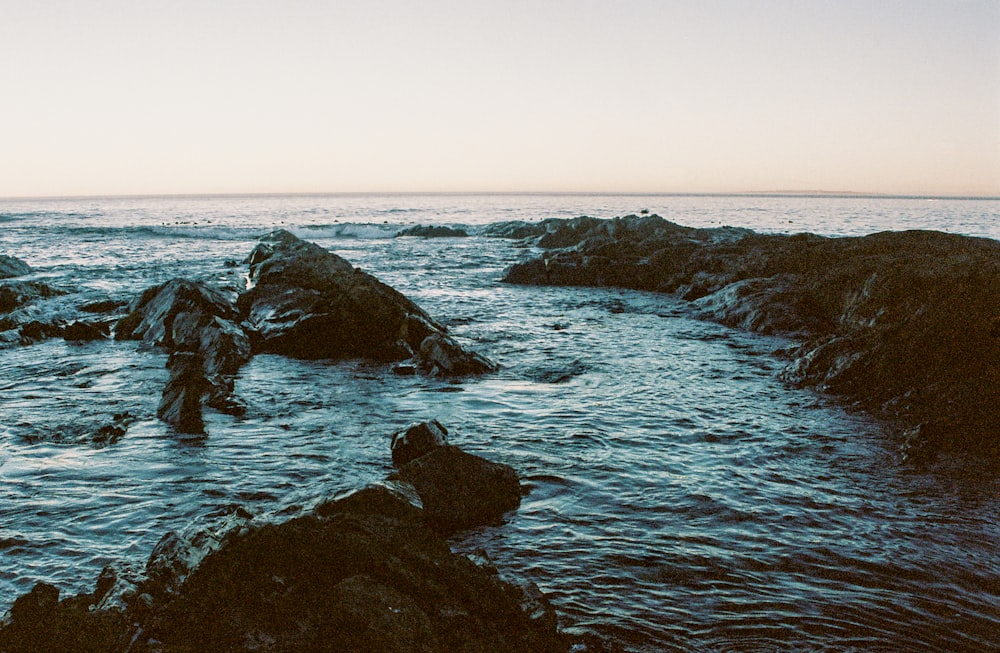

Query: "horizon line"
<box><xmin>3</xmin><ymin>190</ymin><xmax>999</xmax><ymax>202</ymax></box>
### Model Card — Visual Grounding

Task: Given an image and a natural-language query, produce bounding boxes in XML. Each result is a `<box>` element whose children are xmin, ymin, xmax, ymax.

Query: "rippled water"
<box><xmin>2</xmin><ymin>194</ymin><xmax>1000</xmax><ymax>651</ymax></box>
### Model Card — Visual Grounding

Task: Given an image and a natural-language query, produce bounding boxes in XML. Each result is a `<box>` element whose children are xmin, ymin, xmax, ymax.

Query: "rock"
<box><xmin>63</xmin><ymin>320</ymin><xmax>107</xmax><ymax>342</ymax></box>
<box><xmin>238</xmin><ymin>230</ymin><xmax>495</xmax><ymax>374</ymax></box>
<box><xmin>0</xmin><ymin>581</ymin><xmax>125</xmax><ymax>653</ymax></box>
<box><xmin>502</xmin><ymin>217</ymin><xmax>1000</xmax><ymax>464</ymax></box>
<box><xmin>419</xmin><ymin>332</ymin><xmax>499</xmax><ymax>376</ymax></box>
<box><xmin>18</xmin><ymin>320</ymin><xmax>63</xmax><ymax>344</ymax></box>
<box><xmin>0</xmin><ymin>254</ymin><xmax>31</xmax><ymax>279</ymax></box>
<box><xmin>395</xmin><ymin>224</ymin><xmax>469</xmax><ymax>238</ymax></box>
<box><xmin>390</xmin><ymin>445</ymin><xmax>521</xmax><ymax>533</ymax></box>
<box><xmin>0</xmin><ymin>280</ymin><xmax>66</xmax><ymax>314</ymax></box>
<box><xmin>391</xmin><ymin>420</ymin><xmax>449</xmax><ymax>467</ymax></box>
<box><xmin>157</xmin><ymin>352</ymin><xmax>208</xmax><ymax>434</ymax></box>
<box><xmin>117</xmin><ymin>278</ymin><xmax>252</xmax><ymax>429</ymax></box>
<box><xmin>120</xmin><ymin>482</ymin><xmax>568</xmax><ymax>653</ymax></box>
<box><xmin>79</xmin><ymin>299</ymin><xmax>127</xmax><ymax>313</ymax></box>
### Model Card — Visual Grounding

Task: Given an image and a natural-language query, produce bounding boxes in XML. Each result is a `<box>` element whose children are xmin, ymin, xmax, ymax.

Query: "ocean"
<box><xmin>1</xmin><ymin>193</ymin><xmax>999</xmax><ymax>651</ymax></box>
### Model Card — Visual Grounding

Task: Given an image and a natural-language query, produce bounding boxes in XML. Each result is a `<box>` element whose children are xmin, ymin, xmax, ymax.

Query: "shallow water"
<box><xmin>2</xmin><ymin>194</ymin><xmax>999</xmax><ymax>651</ymax></box>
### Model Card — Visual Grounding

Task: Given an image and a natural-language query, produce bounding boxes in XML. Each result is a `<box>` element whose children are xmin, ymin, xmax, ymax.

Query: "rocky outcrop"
<box><xmin>238</xmin><ymin>229</ymin><xmax>496</xmax><ymax>374</ymax></box>
<box><xmin>0</xmin><ymin>280</ymin><xmax>65</xmax><ymax>314</ymax></box>
<box><xmin>116</xmin><ymin>278</ymin><xmax>252</xmax><ymax>431</ymax></box>
<box><xmin>391</xmin><ymin>419</ymin><xmax>449</xmax><ymax>467</ymax></box>
<box><xmin>111</xmin><ymin>232</ymin><xmax>496</xmax><ymax>433</ymax></box>
<box><xmin>396</xmin><ymin>225</ymin><xmax>469</xmax><ymax>238</ymax></box>
<box><xmin>501</xmin><ymin>215</ymin><xmax>1000</xmax><ymax>464</ymax></box>
<box><xmin>390</xmin><ymin>445</ymin><xmax>522</xmax><ymax>533</ymax></box>
<box><xmin>0</xmin><ymin>254</ymin><xmax>31</xmax><ymax>279</ymax></box>
<box><xmin>0</xmin><ymin>425</ymin><xmax>595</xmax><ymax>653</ymax></box>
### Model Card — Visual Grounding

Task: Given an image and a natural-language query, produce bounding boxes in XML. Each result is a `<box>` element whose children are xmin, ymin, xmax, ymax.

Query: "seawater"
<box><xmin>1</xmin><ymin>194</ymin><xmax>999</xmax><ymax>652</ymax></box>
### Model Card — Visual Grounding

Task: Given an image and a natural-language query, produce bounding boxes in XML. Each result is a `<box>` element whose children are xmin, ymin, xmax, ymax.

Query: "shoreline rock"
<box><xmin>115</xmin><ymin>230</ymin><xmax>496</xmax><ymax>433</ymax></box>
<box><xmin>500</xmin><ymin>215</ymin><xmax>1000</xmax><ymax>465</ymax></box>
<box><xmin>0</xmin><ymin>255</ymin><xmax>31</xmax><ymax>279</ymax></box>
<box><xmin>0</xmin><ymin>424</ymin><xmax>605</xmax><ymax>653</ymax></box>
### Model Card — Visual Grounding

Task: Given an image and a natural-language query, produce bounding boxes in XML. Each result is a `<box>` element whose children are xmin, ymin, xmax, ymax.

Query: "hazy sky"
<box><xmin>2</xmin><ymin>0</ymin><xmax>998</xmax><ymax>197</ymax></box>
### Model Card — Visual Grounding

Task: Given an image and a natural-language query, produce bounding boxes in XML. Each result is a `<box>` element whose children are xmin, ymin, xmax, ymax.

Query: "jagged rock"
<box><xmin>63</xmin><ymin>320</ymin><xmax>107</xmax><ymax>342</ymax></box>
<box><xmin>419</xmin><ymin>332</ymin><xmax>499</xmax><ymax>376</ymax></box>
<box><xmin>158</xmin><ymin>352</ymin><xmax>208</xmax><ymax>434</ymax></box>
<box><xmin>18</xmin><ymin>320</ymin><xmax>63</xmax><ymax>344</ymax></box>
<box><xmin>238</xmin><ymin>230</ymin><xmax>495</xmax><ymax>374</ymax></box>
<box><xmin>391</xmin><ymin>420</ymin><xmax>449</xmax><ymax>467</ymax></box>
<box><xmin>390</xmin><ymin>445</ymin><xmax>521</xmax><ymax>533</ymax></box>
<box><xmin>117</xmin><ymin>279</ymin><xmax>252</xmax><ymax>429</ymax></box>
<box><xmin>79</xmin><ymin>299</ymin><xmax>127</xmax><ymax>314</ymax></box>
<box><xmin>395</xmin><ymin>224</ymin><xmax>469</xmax><ymax>238</ymax></box>
<box><xmin>0</xmin><ymin>581</ymin><xmax>125</xmax><ymax>653</ymax></box>
<box><xmin>0</xmin><ymin>254</ymin><xmax>31</xmax><ymax>279</ymax></box>
<box><xmin>0</xmin><ymin>280</ymin><xmax>66</xmax><ymax>314</ymax></box>
<box><xmin>502</xmin><ymin>217</ymin><xmax>1000</xmax><ymax>463</ymax></box>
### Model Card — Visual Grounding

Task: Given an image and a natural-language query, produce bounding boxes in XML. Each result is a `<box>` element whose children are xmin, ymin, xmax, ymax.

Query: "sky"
<box><xmin>1</xmin><ymin>0</ymin><xmax>998</xmax><ymax>197</ymax></box>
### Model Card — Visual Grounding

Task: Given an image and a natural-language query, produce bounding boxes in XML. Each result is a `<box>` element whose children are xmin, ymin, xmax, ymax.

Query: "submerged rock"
<box><xmin>502</xmin><ymin>216</ymin><xmax>1000</xmax><ymax>464</ymax></box>
<box><xmin>395</xmin><ymin>224</ymin><xmax>469</xmax><ymax>238</ymax></box>
<box><xmin>238</xmin><ymin>229</ymin><xmax>495</xmax><ymax>374</ymax></box>
<box><xmin>0</xmin><ymin>254</ymin><xmax>31</xmax><ymax>279</ymax></box>
<box><xmin>390</xmin><ymin>445</ymin><xmax>522</xmax><ymax>534</ymax></box>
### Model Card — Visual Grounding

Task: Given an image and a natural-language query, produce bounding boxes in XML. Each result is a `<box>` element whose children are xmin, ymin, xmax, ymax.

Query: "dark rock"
<box><xmin>0</xmin><ymin>280</ymin><xmax>66</xmax><ymax>314</ymax></box>
<box><xmin>18</xmin><ymin>320</ymin><xmax>63</xmax><ymax>343</ymax></box>
<box><xmin>390</xmin><ymin>445</ymin><xmax>521</xmax><ymax>533</ymax></box>
<box><xmin>117</xmin><ymin>278</ymin><xmax>252</xmax><ymax>429</ymax></box>
<box><xmin>0</xmin><ymin>581</ymin><xmax>125</xmax><ymax>653</ymax></box>
<box><xmin>135</xmin><ymin>485</ymin><xmax>563</xmax><ymax>653</ymax></box>
<box><xmin>0</xmin><ymin>254</ymin><xmax>31</xmax><ymax>279</ymax></box>
<box><xmin>419</xmin><ymin>332</ymin><xmax>499</xmax><ymax>376</ymax></box>
<box><xmin>238</xmin><ymin>230</ymin><xmax>495</xmax><ymax>374</ymax></box>
<box><xmin>391</xmin><ymin>419</ymin><xmax>449</xmax><ymax>467</ymax></box>
<box><xmin>502</xmin><ymin>217</ymin><xmax>1000</xmax><ymax>464</ymax></box>
<box><xmin>158</xmin><ymin>352</ymin><xmax>208</xmax><ymax>434</ymax></box>
<box><xmin>63</xmin><ymin>320</ymin><xmax>106</xmax><ymax>342</ymax></box>
<box><xmin>396</xmin><ymin>224</ymin><xmax>469</xmax><ymax>238</ymax></box>
<box><xmin>79</xmin><ymin>299</ymin><xmax>127</xmax><ymax>313</ymax></box>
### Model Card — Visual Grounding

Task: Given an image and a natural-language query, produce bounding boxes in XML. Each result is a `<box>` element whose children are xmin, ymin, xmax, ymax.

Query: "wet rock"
<box><xmin>118</xmin><ymin>278</ymin><xmax>252</xmax><ymax>429</ymax></box>
<box><xmin>419</xmin><ymin>332</ymin><xmax>499</xmax><ymax>376</ymax></box>
<box><xmin>63</xmin><ymin>320</ymin><xmax>107</xmax><ymax>341</ymax></box>
<box><xmin>396</xmin><ymin>224</ymin><xmax>469</xmax><ymax>238</ymax></box>
<box><xmin>91</xmin><ymin>412</ymin><xmax>137</xmax><ymax>446</ymax></box>
<box><xmin>391</xmin><ymin>419</ymin><xmax>449</xmax><ymax>467</ymax></box>
<box><xmin>238</xmin><ymin>230</ymin><xmax>495</xmax><ymax>374</ymax></box>
<box><xmin>79</xmin><ymin>299</ymin><xmax>127</xmax><ymax>314</ymax></box>
<box><xmin>157</xmin><ymin>352</ymin><xmax>208</xmax><ymax>434</ymax></box>
<box><xmin>390</xmin><ymin>445</ymin><xmax>521</xmax><ymax>533</ymax></box>
<box><xmin>18</xmin><ymin>320</ymin><xmax>63</xmax><ymax>344</ymax></box>
<box><xmin>0</xmin><ymin>254</ymin><xmax>31</xmax><ymax>279</ymax></box>
<box><xmin>0</xmin><ymin>280</ymin><xmax>66</xmax><ymax>314</ymax></box>
<box><xmin>502</xmin><ymin>217</ymin><xmax>1000</xmax><ymax>463</ymax></box>
<box><xmin>0</xmin><ymin>581</ymin><xmax>125</xmax><ymax>653</ymax></box>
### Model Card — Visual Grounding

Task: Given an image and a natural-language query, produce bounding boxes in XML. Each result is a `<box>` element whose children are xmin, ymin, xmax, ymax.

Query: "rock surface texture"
<box><xmin>0</xmin><ymin>427</ymin><xmax>595</xmax><ymax>653</ymax></box>
<box><xmin>500</xmin><ymin>215</ymin><xmax>1000</xmax><ymax>463</ymax></box>
<box><xmin>238</xmin><ymin>229</ymin><xmax>496</xmax><ymax>374</ymax></box>
<box><xmin>112</xmin><ymin>231</ymin><xmax>495</xmax><ymax>432</ymax></box>
<box><xmin>0</xmin><ymin>255</ymin><xmax>32</xmax><ymax>279</ymax></box>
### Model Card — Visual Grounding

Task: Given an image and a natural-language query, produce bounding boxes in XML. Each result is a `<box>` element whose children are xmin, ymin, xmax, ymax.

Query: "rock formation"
<box><xmin>0</xmin><ymin>254</ymin><xmax>31</xmax><ymax>279</ymax></box>
<box><xmin>0</xmin><ymin>424</ymin><xmax>597</xmax><ymax>653</ymax></box>
<box><xmin>395</xmin><ymin>225</ymin><xmax>469</xmax><ymax>238</ymax></box>
<box><xmin>113</xmin><ymin>231</ymin><xmax>496</xmax><ymax>433</ymax></box>
<box><xmin>500</xmin><ymin>215</ymin><xmax>1000</xmax><ymax>464</ymax></box>
<box><xmin>238</xmin><ymin>229</ymin><xmax>496</xmax><ymax>373</ymax></box>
